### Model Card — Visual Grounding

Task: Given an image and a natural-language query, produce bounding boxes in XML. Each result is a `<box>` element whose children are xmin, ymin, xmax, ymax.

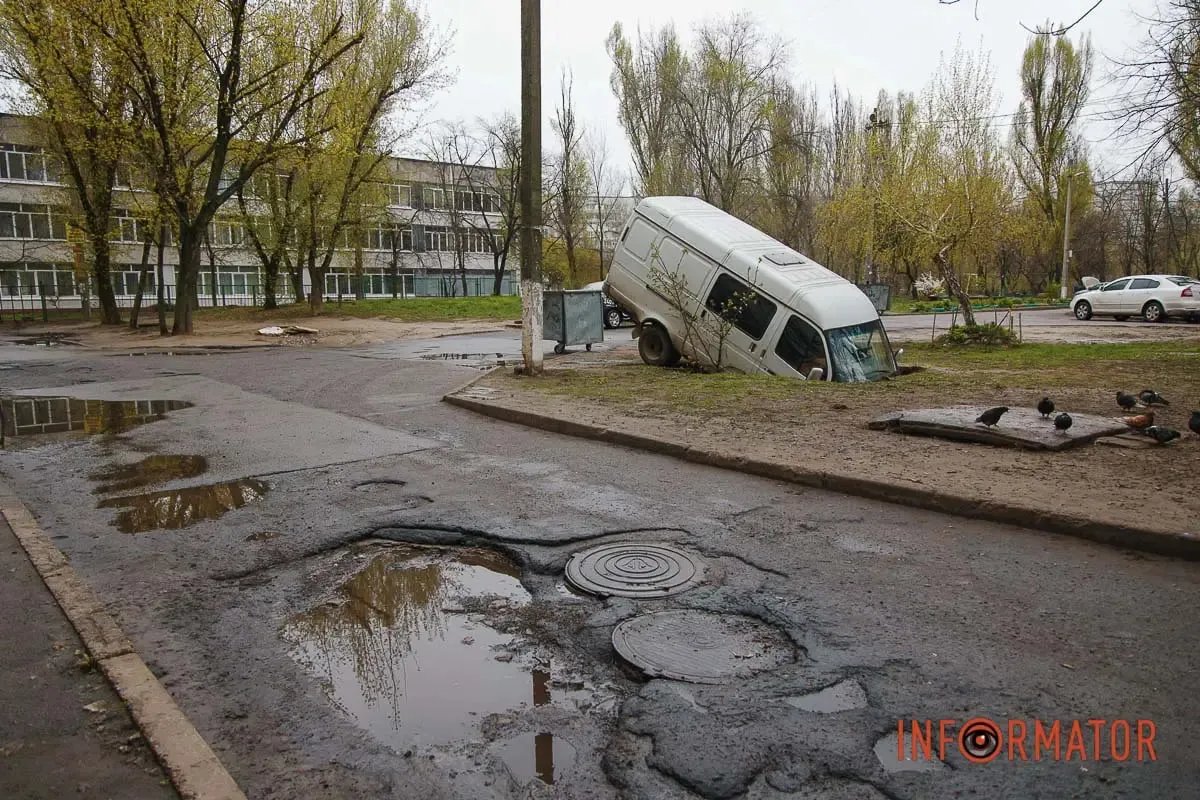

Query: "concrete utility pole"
<box><xmin>1060</xmin><ymin>176</ymin><xmax>1074</xmax><ymax>300</ymax></box>
<box><xmin>519</xmin><ymin>0</ymin><xmax>544</xmax><ymax>374</ymax></box>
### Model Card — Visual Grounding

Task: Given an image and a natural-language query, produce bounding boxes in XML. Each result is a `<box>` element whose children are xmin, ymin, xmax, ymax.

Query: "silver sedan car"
<box><xmin>1071</xmin><ymin>274</ymin><xmax>1200</xmax><ymax>322</ymax></box>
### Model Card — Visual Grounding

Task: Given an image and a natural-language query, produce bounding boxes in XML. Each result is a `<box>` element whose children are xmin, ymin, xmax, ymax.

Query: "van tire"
<box><xmin>638</xmin><ymin>323</ymin><xmax>680</xmax><ymax>367</ymax></box>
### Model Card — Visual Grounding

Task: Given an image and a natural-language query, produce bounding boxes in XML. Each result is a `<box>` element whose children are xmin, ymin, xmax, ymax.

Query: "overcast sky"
<box><xmin>414</xmin><ymin>0</ymin><xmax>1159</xmax><ymax>184</ymax></box>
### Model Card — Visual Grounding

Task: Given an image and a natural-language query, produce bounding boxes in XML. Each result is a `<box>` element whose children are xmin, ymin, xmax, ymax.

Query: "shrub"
<box><xmin>936</xmin><ymin>323</ymin><xmax>1019</xmax><ymax>347</ymax></box>
<box><xmin>1042</xmin><ymin>281</ymin><xmax>1061</xmax><ymax>302</ymax></box>
<box><xmin>914</xmin><ymin>272</ymin><xmax>945</xmax><ymax>298</ymax></box>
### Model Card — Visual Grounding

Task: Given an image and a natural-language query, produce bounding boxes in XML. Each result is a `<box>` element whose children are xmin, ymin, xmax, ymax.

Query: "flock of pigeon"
<box><xmin>973</xmin><ymin>389</ymin><xmax>1199</xmax><ymax>445</ymax></box>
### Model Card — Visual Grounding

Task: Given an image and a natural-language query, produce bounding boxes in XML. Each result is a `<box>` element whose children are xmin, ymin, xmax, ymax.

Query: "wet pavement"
<box><xmin>0</xmin><ymin>337</ymin><xmax>1197</xmax><ymax>798</ymax></box>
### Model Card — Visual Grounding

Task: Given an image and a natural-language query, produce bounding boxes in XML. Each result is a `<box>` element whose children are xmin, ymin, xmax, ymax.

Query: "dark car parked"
<box><xmin>585</xmin><ymin>281</ymin><xmax>634</xmax><ymax>329</ymax></box>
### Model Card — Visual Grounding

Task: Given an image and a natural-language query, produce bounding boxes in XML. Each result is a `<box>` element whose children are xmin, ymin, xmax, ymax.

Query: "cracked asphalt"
<box><xmin>1</xmin><ymin>337</ymin><xmax>1198</xmax><ymax>799</ymax></box>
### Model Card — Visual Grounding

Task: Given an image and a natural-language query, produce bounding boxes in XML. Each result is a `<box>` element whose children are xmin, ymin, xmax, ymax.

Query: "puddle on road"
<box><xmin>497</xmin><ymin>731</ymin><xmax>577</xmax><ymax>786</ymax></box>
<box><xmin>91</xmin><ymin>454</ymin><xmax>209</xmax><ymax>495</ymax></box>
<box><xmin>9</xmin><ymin>333</ymin><xmax>81</xmax><ymax>347</ymax></box>
<box><xmin>97</xmin><ymin>478</ymin><xmax>268</xmax><ymax>533</ymax></box>
<box><xmin>785</xmin><ymin>679</ymin><xmax>868</xmax><ymax>713</ymax></box>
<box><xmin>1</xmin><ymin>395</ymin><xmax>192</xmax><ymax>448</ymax></box>
<box><xmin>418</xmin><ymin>352</ymin><xmax>507</xmax><ymax>361</ymax></box>
<box><xmin>284</xmin><ymin>545</ymin><xmax>585</xmax><ymax>751</ymax></box>
<box><xmin>874</xmin><ymin>732</ymin><xmax>946</xmax><ymax>773</ymax></box>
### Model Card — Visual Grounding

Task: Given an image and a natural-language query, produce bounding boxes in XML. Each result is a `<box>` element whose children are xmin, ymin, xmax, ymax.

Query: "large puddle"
<box><xmin>284</xmin><ymin>545</ymin><xmax>586</xmax><ymax>754</ymax></box>
<box><xmin>1</xmin><ymin>395</ymin><xmax>192</xmax><ymax>448</ymax></box>
<box><xmin>97</xmin><ymin>478</ymin><xmax>269</xmax><ymax>533</ymax></box>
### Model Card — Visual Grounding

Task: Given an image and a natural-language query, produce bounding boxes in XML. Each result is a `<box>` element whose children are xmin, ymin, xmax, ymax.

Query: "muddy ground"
<box><xmin>0</xmin><ymin>340</ymin><xmax>1197</xmax><ymax>799</ymax></box>
<box><xmin>478</xmin><ymin>340</ymin><xmax>1200</xmax><ymax>539</ymax></box>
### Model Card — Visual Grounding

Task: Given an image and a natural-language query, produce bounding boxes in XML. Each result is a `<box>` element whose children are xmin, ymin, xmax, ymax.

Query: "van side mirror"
<box><xmin>893</xmin><ymin>348</ymin><xmax>904</xmax><ymax>362</ymax></box>
<box><xmin>807</xmin><ymin>367</ymin><xmax>824</xmax><ymax>381</ymax></box>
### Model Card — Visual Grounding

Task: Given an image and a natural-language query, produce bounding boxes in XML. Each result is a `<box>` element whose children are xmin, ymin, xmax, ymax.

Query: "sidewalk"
<box><xmin>0</xmin><ymin>518</ymin><xmax>176</xmax><ymax>800</ymax></box>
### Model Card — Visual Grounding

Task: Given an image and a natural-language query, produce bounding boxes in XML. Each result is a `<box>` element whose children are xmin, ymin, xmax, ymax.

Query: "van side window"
<box><xmin>775</xmin><ymin>315</ymin><xmax>826</xmax><ymax>376</ymax></box>
<box><xmin>623</xmin><ymin>219</ymin><xmax>655</xmax><ymax>260</ymax></box>
<box><xmin>705</xmin><ymin>273</ymin><xmax>776</xmax><ymax>340</ymax></box>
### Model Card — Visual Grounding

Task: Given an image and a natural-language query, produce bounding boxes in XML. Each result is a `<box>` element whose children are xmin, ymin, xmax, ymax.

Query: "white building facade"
<box><xmin>0</xmin><ymin>113</ymin><xmax>516</xmax><ymax>313</ymax></box>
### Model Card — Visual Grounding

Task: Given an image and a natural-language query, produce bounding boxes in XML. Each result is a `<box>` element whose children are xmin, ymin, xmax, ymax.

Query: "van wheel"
<box><xmin>638</xmin><ymin>324</ymin><xmax>679</xmax><ymax>367</ymax></box>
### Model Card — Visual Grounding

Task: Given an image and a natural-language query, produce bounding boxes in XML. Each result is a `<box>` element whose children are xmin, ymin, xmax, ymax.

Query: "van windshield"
<box><xmin>826</xmin><ymin>320</ymin><xmax>896</xmax><ymax>382</ymax></box>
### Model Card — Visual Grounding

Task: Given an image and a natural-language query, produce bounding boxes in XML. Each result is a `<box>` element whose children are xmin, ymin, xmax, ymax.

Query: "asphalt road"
<box><xmin>0</xmin><ymin>339</ymin><xmax>1197</xmax><ymax>799</ymax></box>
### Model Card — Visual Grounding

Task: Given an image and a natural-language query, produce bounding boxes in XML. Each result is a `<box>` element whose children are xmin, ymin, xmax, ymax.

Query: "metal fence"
<box><xmin>0</xmin><ymin>272</ymin><xmax>520</xmax><ymax>321</ymax></box>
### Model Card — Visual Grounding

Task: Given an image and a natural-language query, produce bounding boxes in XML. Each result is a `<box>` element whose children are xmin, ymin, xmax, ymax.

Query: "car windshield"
<box><xmin>825</xmin><ymin>320</ymin><xmax>896</xmax><ymax>382</ymax></box>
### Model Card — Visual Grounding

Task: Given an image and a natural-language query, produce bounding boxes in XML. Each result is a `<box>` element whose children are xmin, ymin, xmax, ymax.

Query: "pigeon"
<box><xmin>1190</xmin><ymin>411</ymin><xmax>1200</xmax><ymax>436</ymax></box>
<box><xmin>1139</xmin><ymin>389</ymin><xmax>1170</xmax><ymax>407</ymax></box>
<box><xmin>1143</xmin><ymin>426</ymin><xmax>1181</xmax><ymax>444</ymax></box>
<box><xmin>1054</xmin><ymin>412</ymin><xmax>1073</xmax><ymax>434</ymax></box>
<box><xmin>1116</xmin><ymin>391</ymin><xmax>1139</xmax><ymax>411</ymax></box>
<box><xmin>1037</xmin><ymin>397</ymin><xmax>1055</xmax><ymax>418</ymax></box>
<box><xmin>976</xmin><ymin>406</ymin><xmax>1009</xmax><ymax>428</ymax></box>
<box><xmin>1122</xmin><ymin>412</ymin><xmax>1155</xmax><ymax>431</ymax></box>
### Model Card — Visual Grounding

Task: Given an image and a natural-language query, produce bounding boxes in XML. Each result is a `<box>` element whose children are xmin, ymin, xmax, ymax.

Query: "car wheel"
<box><xmin>637</xmin><ymin>323</ymin><xmax>680</xmax><ymax>367</ymax></box>
<box><xmin>604</xmin><ymin>308</ymin><xmax>622</xmax><ymax>329</ymax></box>
<box><xmin>1142</xmin><ymin>301</ymin><xmax>1165</xmax><ymax>323</ymax></box>
<box><xmin>1114</xmin><ymin>315</ymin><xmax>1129</xmax><ymax>321</ymax></box>
<box><xmin>1073</xmin><ymin>301</ymin><xmax>1092</xmax><ymax>320</ymax></box>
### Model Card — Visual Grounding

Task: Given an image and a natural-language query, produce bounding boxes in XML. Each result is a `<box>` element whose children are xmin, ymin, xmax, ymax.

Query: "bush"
<box><xmin>1042</xmin><ymin>282</ymin><xmax>1061</xmax><ymax>302</ymax></box>
<box><xmin>936</xmin><ymin>323</ymin><xmax>1019</xmax><ymax>347</ymax></box>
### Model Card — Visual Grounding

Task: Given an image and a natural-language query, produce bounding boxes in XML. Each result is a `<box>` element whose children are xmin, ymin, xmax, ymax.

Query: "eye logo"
<box><xmin>959</xmin><ymin>718</ymin><xmax>1002</xmax><ymax>763</ymax></box>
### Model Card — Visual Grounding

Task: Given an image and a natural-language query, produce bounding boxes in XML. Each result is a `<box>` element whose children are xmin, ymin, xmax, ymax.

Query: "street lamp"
<box><xmin>1060</xmin><ymin>169</ymin><xmax>1087</xmax><ymax>300</ymax></box>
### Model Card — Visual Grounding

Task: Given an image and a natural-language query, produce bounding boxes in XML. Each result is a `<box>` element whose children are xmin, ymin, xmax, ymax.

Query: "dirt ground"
<box><xmin>466</xmin><ymin>341</ymin><xmax>1200</xmax><ymax>539</ymax></box>
<box><xmin>2</xmin><ymin>315</ymin><xmax>513</xmax><ymax>350</ymax></box>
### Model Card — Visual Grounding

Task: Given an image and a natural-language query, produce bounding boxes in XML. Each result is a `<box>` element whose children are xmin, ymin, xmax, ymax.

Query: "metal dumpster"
<box><xmin>543</xmin><ymin>289</ymin><xmax>604</xmax><ymax>354</ymax></box>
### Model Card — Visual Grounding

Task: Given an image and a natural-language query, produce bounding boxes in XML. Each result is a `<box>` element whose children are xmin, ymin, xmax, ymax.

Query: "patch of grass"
<box><xmin>197</xmin><ymin>295</ymin><xmax>522</xmax><ymax>323</ymax></box>
<box><xmin>522</xmin><ymin>339</ymin><xmax>1200</xmax><ymax>419</ymax></box>
<box><xmin>935</xmin><ymin>323</ymin><xmax>1020</xmax><ymax>347</ymax></box>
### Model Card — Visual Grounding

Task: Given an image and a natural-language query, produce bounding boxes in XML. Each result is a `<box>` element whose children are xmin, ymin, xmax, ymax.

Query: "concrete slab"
<box><xmin>868</xmin><ymin>405</ymin><xmax>1129</xmax><ymax>451</ymax></box>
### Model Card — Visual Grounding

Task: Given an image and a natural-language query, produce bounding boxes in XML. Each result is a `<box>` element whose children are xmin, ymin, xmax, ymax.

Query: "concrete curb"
<box><xmin>443</xmin><ymin>364</ymin><xmax>503</xmax><ymax>398</ymax></box>
<box><xmin>0</xmin><ymin>487</ymin><xmax>248</xmax><ymax>800</ymax></box>
<box><xmin>443</xmin><ymin>394</ymin><xmax>1200</xmax><ymax>561</ymax></box>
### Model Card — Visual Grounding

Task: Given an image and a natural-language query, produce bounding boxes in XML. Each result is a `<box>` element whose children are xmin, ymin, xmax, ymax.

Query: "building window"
<box><xmin>0</xmin><ymin>203</ymin><xmax>68</xmax><ymax>240</ymax></box>
<box><xmin>387</xmin><ymin>183</ymin><xmax>412</xmax><ymax>207</ymax></box>
<box><xmin>424</xmin><ymin>225</ymin><xmax>451</xmax><ymax>251</ymax></box>
<box><xmin>0</xmin><ymin>262</ymin><xmax>75</xmax><ymax>296</ymax></box>
<box><xmin>210</xmin><ymin>219</ymin><xmax>245</xmax><ymax>247</ymax></box>
<box><xmin>110</xmin><ymin>268</ymin><xmax>156</xmax><ymax>296</ymax></box>
<box><xmin>198</xmin><ymin>266</ymin><xmax>261</xmax><ymax>298</ymax></box>
<box><xmin>110</xmin><ymin>209</ymin><xmax>151</xmax><ymax>243</ymax></box>
<box><xmin>0</xmin><ymin>145</ymin><xmax>61</xmax><ymax>183</ymax></box>
<box><xmin>422</xmin><ymin>186</ymin><xmax>447</xmax><ymax>210</ymax></box>
<box><xmin>364</xmin><ymin>224</ymin><xmax>413</xmax><ymax>252</ymax></box>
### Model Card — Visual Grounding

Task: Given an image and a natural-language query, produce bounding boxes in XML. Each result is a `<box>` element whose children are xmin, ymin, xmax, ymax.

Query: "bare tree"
<box><xmin>583</xmin><ymin>131</ymin><xmax>626</xmax><ymax>277</ymax></box>
<box><xmin>546</xmin><ymin>71</ymin><xmax>590</xmax><ymax>286</ymax></box>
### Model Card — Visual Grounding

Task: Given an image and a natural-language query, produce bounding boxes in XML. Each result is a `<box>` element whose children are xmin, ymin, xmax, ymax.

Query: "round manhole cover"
<box><xmin>565</xmin><ymin>543</ymin><xmax>706</xmax><ymax>598</ymax></box>
<box><xmin>611</xmin><ymin>610</ymin><xmax>795</xmax><ymax>684</ymax></box>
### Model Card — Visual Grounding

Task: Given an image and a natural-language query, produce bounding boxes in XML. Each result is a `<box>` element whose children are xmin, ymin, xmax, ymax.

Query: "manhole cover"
<box><xmin>611</xmin><ymin>610</ymin><xmax>795</xmax><ymax>684</ymax></box>
<box><xmin>565</xmin><ymin>543</ymin><xmax>706</xmax><ymax>598</ymax></box>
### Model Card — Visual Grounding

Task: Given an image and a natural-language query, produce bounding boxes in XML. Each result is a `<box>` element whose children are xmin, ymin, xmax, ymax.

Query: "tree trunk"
<box><xmin>307</xmin><ymin>248</ymin><xmax>324</xmax><ymax>313</ymax></box>
<box><xmin>128</xmin><ymin>235</ymin><xmax>153</xmax><ymax>329</ymax></box>
<box><xmin>156</xmin><ymin>224</ymin><xmax>167</xmax><ymax>336</ymax></box>
<box><xmin>262</xmin><ymin>258</ymin><xmax>278</xmax><ymax>310</ymax></box>
<box><xmin>390</xmin><ymin>245</ymin><xmax>400</xmax><ymax>298</ymax></box>
<box><xmin>90</xmin><ymin>234</ymin><xmax>122</xmax><ymax>325</ymax></box>
<box><xmin>934</xmin><ymin>246</ymin><xmax>975</xmax><ymax>326</ymax></box>
<box><xmin>354</xmin><ymin>245</ymin><xmax>365</xmax><ymax>300</ymax></box>
<box><xmin>173</xmin><ymin>226</ymin><xmax>203</xmax><ymax>335</ymax></box>
<box><xmin>493</xmin><ymin>252</ymin><xmax>505</xmax><ymax>295</ymax></box>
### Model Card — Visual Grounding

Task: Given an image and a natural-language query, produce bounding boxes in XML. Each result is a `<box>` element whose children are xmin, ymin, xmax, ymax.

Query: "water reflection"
<box><xmin>1</xmin><ymin>395</ymin><xmax>192</xmax><ymax>448</ymax></box>
<box><xmin>498</xmin><ymin>730</ymin><xmax>577</xmax><ymax>786</ymax></box>
<box><xmin>284</xmin><ymin>546</ymin><xmax>579</xmax><ymax>750</ymax></box>
<box><xmin>91</xmin><ymin>454</ymin><xmax>209</xmax><ymax>495</ymax></box>
<box><xmin>97</xmin><ymin>478</ymin><xmax>268</xmax><ymax>533</ymax></box>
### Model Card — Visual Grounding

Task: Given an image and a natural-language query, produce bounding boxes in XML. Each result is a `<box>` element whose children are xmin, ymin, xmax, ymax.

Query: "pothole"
<box><xmin>91</xmin><ymin>454</ymin><xmax>209</xmax><ymax>495</ymax></box>
<box><xmin>497</xmin><ymin>731</ymin><xmax>577</xmax><ymax>786</ymax></box>
<box><xmin>565</xmin><ymin>543</ymin><xmax>707</xmax><ymax>599</ymax></box>
<box><xmin>353</xmin><ymin>479</ymin><xmax>408</xmax><ymax>492</ymax></box>
<box><xmin>97</xmin><ymin>478</ymin><xmax>269</xmax><ymax>533</ymax></box>
<box><xmin>784</xmin><ymin>679</ymin><xmax>868</xmax><ymax>713</ymax></box>
<box><xmin>611</xmin><ymin>610</ymin><xmax>795</xmax><ymax>684</ymax></box>
<box><xmin>1</xmin><ymin>395</ymin><xmax>192</xmax><ymax>448</ymax></box>
<box><xmin>874</xmin><ymin>732</ymin><xmax>946</xmax><ymax>772</ymax></box>
<box><xmin>9</xmin><ymin>333</ymin><xmax>81</xmax><ymax>347</ymax></box>
<box><xmin>283</xmin><ymin>544</ymin><xmax>590</xmax><ymax>751</ymax></box>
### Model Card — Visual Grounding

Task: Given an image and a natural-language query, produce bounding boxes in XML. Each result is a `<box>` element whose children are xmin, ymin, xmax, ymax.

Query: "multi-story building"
<box><xmin>0</xmin><ymin>113</ymin><xmax>515</xmax><ymax>312</ymax></box>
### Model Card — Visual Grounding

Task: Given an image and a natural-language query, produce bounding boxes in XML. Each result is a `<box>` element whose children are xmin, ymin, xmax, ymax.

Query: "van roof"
<box><xmin>635</xmin><ymin>196</ymin><xmax>875</xmax><ymax>329</ymax></box>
